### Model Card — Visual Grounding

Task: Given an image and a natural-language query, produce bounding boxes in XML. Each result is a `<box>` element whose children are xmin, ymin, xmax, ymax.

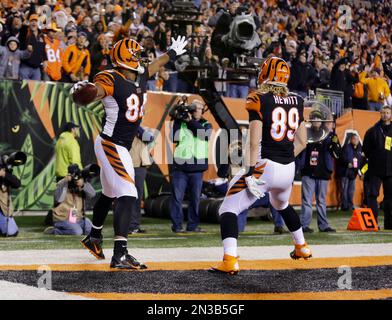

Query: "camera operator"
<box><xmin>210</xmin><ymin>3</ymin><xmax>261</xmax><ymax>98</ymax></box>
<box><xmin>44</xmin><ymin>164</ymin><xmax>96</xmax><ymax>236</ymax></box>
<box><xmin>169</xmin><ymin>98</ymin><xmax>212</xmax><ymax>233</ymax></box>
<box><xmin>0</xmin><ymin>154</ymin><xmax>22</xmax><ymax>237</ymax></box>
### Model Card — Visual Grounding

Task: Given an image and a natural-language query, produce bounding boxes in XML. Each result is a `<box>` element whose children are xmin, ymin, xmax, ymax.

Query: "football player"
<box><xmin>210</xmin><ymin>57</ymin><xmax>312</xmax><ymax>275</ymax></box>
<box><xmin>72</xmin><ymin>36</ymin><xmax>188</xmax><ymax>269</ymax></box>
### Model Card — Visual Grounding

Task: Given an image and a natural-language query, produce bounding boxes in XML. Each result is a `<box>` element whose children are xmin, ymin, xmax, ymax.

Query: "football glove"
<box><xmin>245</xmin><ymin>175</ymin><xmax>266</xmax><ymax>199</ymax></box>
<box><xmin>70</xmin><ymin>80</ymin><xmax>90</xmax><ymax>95</ymax></box>
<box><xmin>169</xmin><ymin>36</ymin><xmax>188</xmax><ymax>56</ymax></box>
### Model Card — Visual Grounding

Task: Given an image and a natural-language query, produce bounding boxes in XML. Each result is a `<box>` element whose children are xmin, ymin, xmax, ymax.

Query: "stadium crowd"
<box><xmin>0</xmin><ymin>0</ymin><xmax>391</xmax><ymax>108</ymax></box>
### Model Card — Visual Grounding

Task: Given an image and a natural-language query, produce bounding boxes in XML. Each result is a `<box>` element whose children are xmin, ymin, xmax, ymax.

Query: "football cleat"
<box><xmin>81</xmin><ymin>235</ymin><xmax>105</xmax><ymax>260</ymax></box>
<box><xmin>290</xmin><ymin>242</ymin><xmax>312</xmax><ymax>260</ymax></box>
<box><xmin>209</xmin><ymin>254</ymin><xmax>240</xmax><ymax>275</ymax></box>
<box><xmin>110</xmin><ymin>253</ymin><xmax>148</xmax><ymax>270</ymax></box>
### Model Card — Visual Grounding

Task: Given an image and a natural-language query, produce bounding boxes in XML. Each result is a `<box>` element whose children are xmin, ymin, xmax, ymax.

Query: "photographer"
<box><xmin>44</xmin><ymin>164</ymin><xmax>96</xmax><ymax>236</ymax></box>
<box><xmin>0</xmin><ymin>152</ymin><xmax>24</xmax><ymax>237</ymax></box>
<box><xmin>298</xmin><ymin>110</ymin><xmax>342</xmax><ymax>233</ymax></box>
<box><xmin>170</xmin><ymin>99</ymin><xmax>212</xmax><ymax>233</ymax></box>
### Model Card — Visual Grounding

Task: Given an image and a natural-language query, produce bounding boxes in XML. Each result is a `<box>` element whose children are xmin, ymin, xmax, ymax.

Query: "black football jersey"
<box><xmin>94</xmin><ymin>69</ymin><xmax>148</xmax><ymax>150</ymax></box>
<box><xmin>246</xmin><ymin>91</ymin><xmax>304</xmax><ymax>164</ymax></box>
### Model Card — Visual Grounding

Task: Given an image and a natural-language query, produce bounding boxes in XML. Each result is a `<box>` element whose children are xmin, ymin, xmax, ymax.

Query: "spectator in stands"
<box><xmin>330</xmin><ymin>57</ymin><xmax>355</xmax><ymax>109</ymax></box>
<box><xmin>0</xmin><ymin>14</ymin><xmax>23</xmax><ymax>46</ymax></box>
<box><xmin>77</xmin><ymin>16</ymin><xmax>95</xmax><ymax>48</ymax></box>
<box><xmin>359</xmin><ymin>67</ymin><xmax>391</xmax><ymax>111</ymax></box>
<box><xmin>362</xmin><ymin>105</ymin><xmax>392</xmax><ymax>230</ymax></box>
<box><xmin>62</xmin><ymin>31</ymin><xmax>91</xmax><ymax>82</ymax></box>
<box><xmin>288</xmin><ymin>49</ymin><xmax>317</xmax><ymax>98</ymax></box>
<box><xmin>42</xmin><ymin>23</ymin><xmax>63</xmax><ymax>82</ymax></box>
<box><xmin>351</xmin><ymin>67</ymin><xmax>369</xmax><ymax>110</ymax></box>
<box><xmin>141</xmin><ymin>35</ymin><xmax>159</xmax><ymax>91</ymax></box>
<box><xmin>19</xmin><ymin>14</ymin><xmax>47</xmax><ymax>81</ymax></box>
<box><xmin>313</xmin><ymin>57</ymin><xmax>331</xmax><ymax>89</ymax></box>
<box><xmin>90</xmin><ymin>34</ymin><xmax>112</xmax><ymax>80</ymax></box>
<box><xmin>337</xmin><ymin>133</ymin><xmax>363</xmax><ymax>211</ymax></box>
<box><xmin>0</xmin><ymin>37</ymin><xmax>32</xmax><ymax>80</ymax></box>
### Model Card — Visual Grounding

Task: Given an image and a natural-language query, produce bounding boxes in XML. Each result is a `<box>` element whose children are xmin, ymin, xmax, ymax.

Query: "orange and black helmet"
<box><xmin>258</xmin><ymin>56</ymin><xmax>290</xmax><ymax>87</ymax></box>
<box><xmin>110</xmin><ymin>38</ymin><xmax>144</xmax><ymax>72</ymax></box>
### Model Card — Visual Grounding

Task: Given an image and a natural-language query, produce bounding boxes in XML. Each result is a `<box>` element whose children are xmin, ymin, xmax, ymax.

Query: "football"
<box><xmin>71</xmin><ymin>82</ymin><xmax>98</xmax><ymax>106</ymax></box>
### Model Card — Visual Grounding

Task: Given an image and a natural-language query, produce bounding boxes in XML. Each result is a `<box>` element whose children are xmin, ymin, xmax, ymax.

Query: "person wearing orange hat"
<box><xmin>43</xmin><ymin>22</ymin><xmax>64</xmax><ymax>81</ymax></box>
<box><xmin>112</xmin><ymin>5</ymin><xmax>123</xmax><ymax>25</ymax></box>
<box><xmin>19</xmin><ymin>13</ymin><xmax>47</xmax><ymax>81</ymax></box>
<box><xmin>62</xmin><ymin>31</ymin><xmax>91</xmax><ymax>82</ymax></box>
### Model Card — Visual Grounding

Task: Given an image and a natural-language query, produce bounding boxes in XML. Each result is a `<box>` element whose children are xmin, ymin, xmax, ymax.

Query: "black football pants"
<box><xmin>365</xmin><ymin>175</ymin><xmax>392</xmax><ymax>229</ymax></box>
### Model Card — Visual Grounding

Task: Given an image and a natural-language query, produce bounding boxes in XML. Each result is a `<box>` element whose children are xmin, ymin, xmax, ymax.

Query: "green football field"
<box><xmin>0</xmin><ymin>210</ymin><xmax>391</xmax><ymax>251</ymax></box>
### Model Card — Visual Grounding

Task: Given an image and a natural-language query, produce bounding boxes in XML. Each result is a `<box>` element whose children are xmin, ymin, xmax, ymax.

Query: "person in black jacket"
<box><xmin>288</xmin><ymin>49</ymin><xmax>317</xmax><ymax>98</ymax></box>
<box><xmin>19</xmin><ymin>14</ymin><xmax>47</xmax><ymax>81</ymax></box>
<box><xmin>362</xmin><ymin>105</ymin><xmax>392</xmax><ymax>229</ymax></box>
<box><xmin>330</xmin><ymin>57</ymin><xmax>355</xmax><ymax>108</ymax></box>
<box><xmin>337</xmin><ymin>134</ymin><xmax>362</xmax><ymax>211</ymax></box>
<box><xmin>169</xmin><ymin>99</ymin><xmax>212</xmax><ymax>233</ymax></box>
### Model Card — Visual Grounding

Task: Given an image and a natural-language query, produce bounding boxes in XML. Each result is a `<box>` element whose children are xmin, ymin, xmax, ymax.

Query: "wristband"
<box><xmin>245</xmin><ymin>166</ymin><xmax>255</xmax><ymax>177</ymax></box>
<box><xmin>167</xmin><ymin>49</ymin><xmax>177</xmax><ymax>62</ymax></box>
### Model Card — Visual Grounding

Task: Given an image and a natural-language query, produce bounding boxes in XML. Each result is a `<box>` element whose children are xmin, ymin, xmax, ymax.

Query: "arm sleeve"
<box><xmin>187</xmin><ymin>120</ymin><xmax>212</xmax><ymax>140</ymax></box>
<box><xmin>359</xmin><ymin>71</ymin><xmax>369</xmax><ymax>84</ymax></box>
<box><xmin>54</xmin><ymin>178</ymin><xmax>68</xmax><ymax>203</ymax></box>
<box><xmin>3</xmin><ymin>172</ymin><xmax>21</xmax><ymax>189</ymax></box>
<box><xmin>171</xmin><ymin>120</ymin><xmax>181</xmax><ymax>143</ymax></box>
<box><xmin>246</xmin><ymin>92</ymin><xmax>262</xmax><ymax>121</ymax></box>
<box><xmin>362</xmin><ymin>130</ymin><xmax>371</xmax><ymax>158</ymax></box>
<box><xmin>62</xmin><ymin>46</ymin><xmax>73</xmax><ymax>74</ymax></box>
<box><xmin>84</xmin><ymin>51</ymin><xmax>91</xmax><ymax>76</ymax></box>
<box><xmin>82</xmin><ymin>182</ymin><xmax>96</xmax><ymax>199</ymax></box>
<box><xmin>93</xmin><ymin>71</ymin><xmax>115</xmax><ymax>97</ymax></box>
<box><xmin>19</xmin><ymin>49</ymin><xmax>31</xmax><ymax>60</ymax></box>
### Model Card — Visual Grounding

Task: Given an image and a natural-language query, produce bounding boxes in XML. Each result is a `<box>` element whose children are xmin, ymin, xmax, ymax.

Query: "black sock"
<box><xmin>114</xmin><ymin>196</ymin><xmax>136</xmax><ymax>237</ymax></box>
<box><xmin>277</xmin><ymin>205</ymin><xmax>301</xmax><ymax>232</ymax></box>
<box><xmin>219</xmin><ymin>212</ymin><xmax>238</xmax><ymax>240</ymax></box>
<box><xmin>90</xmin><ymin>194</ymin><xmax>114</xmax><ymax>238</ymax></box>
<box><xmin>114</xmin><ymin>239</ymin><xmax>128</xmax><ymax>258</ymax></box>
<box><xmin>90</xmin><ymin>226</ymin><xmax>103</xmax><ymax>239</ymax></box>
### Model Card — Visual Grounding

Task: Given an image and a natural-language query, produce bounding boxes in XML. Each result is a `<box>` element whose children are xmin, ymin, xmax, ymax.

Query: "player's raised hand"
<box><xmin>245</xmin><ymin>176</ymin><xmax>266</xmax><ymax>199</ymax></box>
<box><xmin>169</xmin><ymin>36</ymin><xmax>188</xmax><ymax>56</ymax></box>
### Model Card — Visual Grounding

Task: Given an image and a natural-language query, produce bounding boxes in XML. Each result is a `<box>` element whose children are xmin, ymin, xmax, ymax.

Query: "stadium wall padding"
<box><xmin>0</xmin><ymin>80</ymin><xmax>382</xmax><ymax>210</ymax></box>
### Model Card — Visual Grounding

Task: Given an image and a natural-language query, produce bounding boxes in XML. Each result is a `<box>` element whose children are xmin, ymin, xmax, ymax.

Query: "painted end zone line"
<box><xmin>0</xmin><ymin>256</ymin><xmax>391</xmax><ymax>271</ymax></box>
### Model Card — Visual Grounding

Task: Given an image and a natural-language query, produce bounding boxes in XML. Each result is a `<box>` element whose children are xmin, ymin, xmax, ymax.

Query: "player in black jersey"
<box><xmin>72</xmin><ymin>36</ymin><xmax>188</xmax><ymax>269</ymax></box>
<box><xmin>210</xmin><ymin>57</ymin><xmax>312</xmax><ymax>275</ymax></box>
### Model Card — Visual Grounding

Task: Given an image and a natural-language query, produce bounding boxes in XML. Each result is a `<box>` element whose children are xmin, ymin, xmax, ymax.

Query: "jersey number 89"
<box><xmin>270</xmin><ymin>107</ymin><xmax>299</xmax><ymax>141</ymax></box>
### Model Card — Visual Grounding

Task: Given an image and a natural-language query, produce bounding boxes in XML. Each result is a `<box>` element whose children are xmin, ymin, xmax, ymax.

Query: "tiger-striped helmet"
<box><xmin>110</xmin><ymin>38</ymin><xmax>144</xmax><ymax>72</ymax></box>
<box><xmin>258</xmin><ymin>56</ymin><xmax>290</xmax><ymax>87</ymax></box>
